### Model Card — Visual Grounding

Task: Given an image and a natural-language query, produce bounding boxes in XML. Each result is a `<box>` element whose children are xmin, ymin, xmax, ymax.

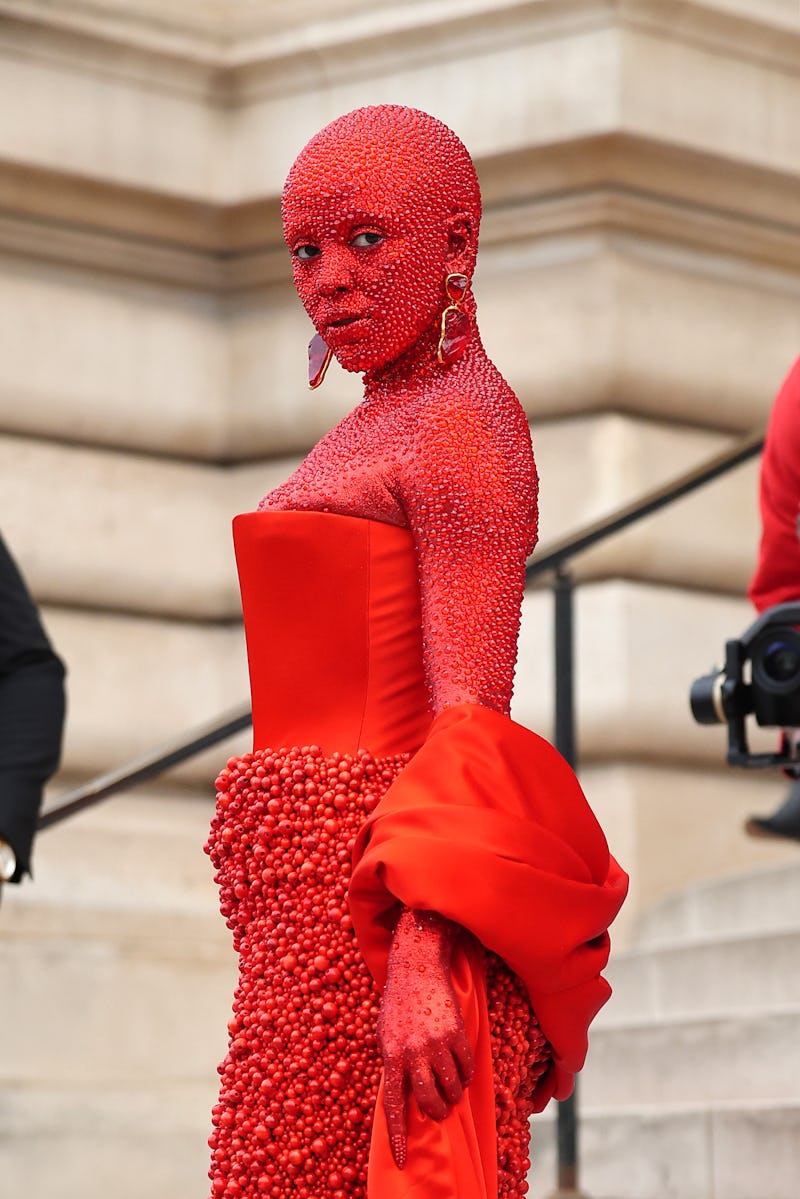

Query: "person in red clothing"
<box><xmin>745</xmin><ymin>356</ymin><xmax>800</xmax><ymax>840</ymax></box>
<box><xmin>205</xmin><ymin>106</ymin><xmax>627</xmax><ymax>1199</ymax></box>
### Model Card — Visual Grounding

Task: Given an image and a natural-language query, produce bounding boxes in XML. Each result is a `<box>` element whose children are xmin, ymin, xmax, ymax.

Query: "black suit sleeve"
<box><xmin>0</xmin><ymin>534</ymin><xmax>66</xmax><ymax>881</ymax></box>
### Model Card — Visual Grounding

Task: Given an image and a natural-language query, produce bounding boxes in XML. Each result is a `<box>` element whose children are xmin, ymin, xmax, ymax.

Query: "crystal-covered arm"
<box><xmin>397</xmin><ymin>389</ymin><xmax>537</xmax><ymax>717</ymax></box>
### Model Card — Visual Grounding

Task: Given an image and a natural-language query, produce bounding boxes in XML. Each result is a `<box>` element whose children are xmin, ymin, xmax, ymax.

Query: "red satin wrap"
<box><xmin>367</xmin><ymin>933</ymin><xmax>497</xmax><ymax>1199</ymax></box>
<box><xmin>350</xmin><ymin>704</ymin><xmax>627</xmax><ymax>1198</ymax></box>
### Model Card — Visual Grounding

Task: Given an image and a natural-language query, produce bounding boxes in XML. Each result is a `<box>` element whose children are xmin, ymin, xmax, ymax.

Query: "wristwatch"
<box><xmin>0</xmin><ymin>839</ymin><xmax>17</xmax><ymax>881</ymax></box>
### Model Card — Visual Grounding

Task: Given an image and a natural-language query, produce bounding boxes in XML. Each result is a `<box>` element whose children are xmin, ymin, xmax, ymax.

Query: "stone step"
<box><xmin>0</xmin><ymin>1082</ymin><xmax>216</xmax><ymax>1199</ymax></box>
<box><xmin>581</xmin><ymin>1009</ymin><xmax>800</xmax><ymax>1107</ymax></box>
<box><xmin>635</xmin><ymin>860</ymin><xmax>800</xmax><ymax>948</ymax></box>
<box><xmin>1</xmin><ymin>794</ymin><xmax>235</xmax><ymax>1197</ymax></box>
<box><xmin>5</xmin><ymin>1086</ymin><xmax>800</xmax><ymax>1199</ymax></box>
<box><xmin>22</xmin><ymin>788</ymin><xmax>222</xmax><ymax>913</ymax></box>
<box><xmin>527</xmin><ymin>1100</ymin><xmax>800</xmax><ymax>1199</ymax></box>
<box><xmin>2</xmin><ymin>791</ymin><xmax>237</xmax><ymax>1084</ymax></box>
<box><xmin>0</xmin><ymin>910</ymin><xmax>235</xmax><ymax>1084</ymax></box>
<box><xmin>599</xmin><ymin>928</ymin><xmax>800</xmax><ymax>1024</ymax></box>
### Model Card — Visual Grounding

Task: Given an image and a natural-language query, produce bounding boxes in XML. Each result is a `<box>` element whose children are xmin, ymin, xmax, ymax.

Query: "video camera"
<box><xmin>690</xmin><ymin>602</ymin><xmax>800</xmax><ymax>770</ymax></box>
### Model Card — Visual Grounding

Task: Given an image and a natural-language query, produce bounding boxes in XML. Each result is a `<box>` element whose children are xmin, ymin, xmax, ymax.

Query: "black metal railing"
<box><xmin>529</xmin><ymin>428</ymin><xmax>763</xmax><ymax>1198</ymax></box>
<box><xmin>525</xmin><ymin>429</ymin><xmax>764</xmax><ymax>584</ymax></box>
<box><xmin>38</xmin><ymin>703</ymin><xmax>252</xmax><ymax>829</ymax></box>
<box><xmin>37</xmin><ymin>427</ymin><xmax>764</xmax><ymax>1197</ymax></box>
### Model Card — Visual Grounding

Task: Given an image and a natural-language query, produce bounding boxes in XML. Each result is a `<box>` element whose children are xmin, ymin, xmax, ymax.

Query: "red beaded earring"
<box><xmin>436</xmin><ymin>273</ymin><xmax>471</xmax><ymax>365</ymax></box>
<box><xmin>308</xmin><ymin>332</ymin><xmax>333</xmax><ymax>389</ymax></box>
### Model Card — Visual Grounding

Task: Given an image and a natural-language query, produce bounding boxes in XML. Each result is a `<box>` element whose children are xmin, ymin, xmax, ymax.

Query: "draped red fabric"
<box><xmin>366</xmin><ymin>933</ymin><xmax>498</xmax><ymax>1199</ymax></box>
<box><xmin>350</xmin><ymin>703</ymin><xmax>628</xmax><ymax>1196</ymax></box>
<box><xmin>748</xmin><ymin>356</ymin><xmax>800</xmax><ymax>614</ymax></box>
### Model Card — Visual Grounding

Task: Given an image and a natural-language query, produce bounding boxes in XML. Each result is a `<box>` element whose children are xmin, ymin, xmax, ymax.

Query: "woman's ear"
<box><xmin>445</xmin><ymin>214</ymin><xmax>476</xmax><ymax>274</ymax></box>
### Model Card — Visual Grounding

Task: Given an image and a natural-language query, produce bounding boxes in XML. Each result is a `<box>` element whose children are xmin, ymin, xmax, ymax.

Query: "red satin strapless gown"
<box><xmin>206</xmin><ymin>510</ymin><xmax>627</xmax><ymax>1199</ymax></box>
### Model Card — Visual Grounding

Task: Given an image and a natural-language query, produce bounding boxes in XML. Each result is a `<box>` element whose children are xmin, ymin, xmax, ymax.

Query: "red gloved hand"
<box><xmin>377</xmin><ymin>908</ymin><xmax>475</xmax><ymax>1169</ymax></box>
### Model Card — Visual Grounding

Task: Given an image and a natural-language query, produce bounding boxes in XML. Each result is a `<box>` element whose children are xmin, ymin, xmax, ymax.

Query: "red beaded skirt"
<box><xmin>205</xmin><ymin>745</ymin><xmax>550</xmax><ymax>1199</ymax></box>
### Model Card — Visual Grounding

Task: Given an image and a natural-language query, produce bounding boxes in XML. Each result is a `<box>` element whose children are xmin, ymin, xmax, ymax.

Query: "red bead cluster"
<box><xmin>205</xmin><ymin>746</ymin><xmax>408</xmax><ymax>1199</ymax></box>
<box><xmin>486</xmin><ymin>954</ymin><xmax>552</xmax><ymax>1197</ymax></box>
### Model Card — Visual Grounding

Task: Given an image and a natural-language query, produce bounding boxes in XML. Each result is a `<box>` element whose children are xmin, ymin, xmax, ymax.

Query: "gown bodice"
<box><xmin>233</xmin><ymin>510</ymin><xmax>433</xmax><ymax>757</ymax></box>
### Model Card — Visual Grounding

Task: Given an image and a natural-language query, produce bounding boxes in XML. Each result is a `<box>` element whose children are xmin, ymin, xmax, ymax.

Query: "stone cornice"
<box><xmin>619</xmin><ymin>0</ymin><xmax>800</xmax><ymax>75</ymax></box>
<box><xmin>0</xmin><ymin>160</ymin><xmax>228</xmax><ymax>248</ymax></box>
<box><xmin>0</xmin><ymin>10</ymin><xmax>221</xmax><ymax>99</ymax></box>
<box><xmin>0</xmin><ymin>0</ymin><xmax>798</xmax><ymax>101</ymax></box>
<box><xmin>477</xmin><ymin>134</ymin><xmax>800</xmax><ymax>233</ymax></box>
<box><xmin>1</xmin><ymin>134</ymin><xmax>798</xmax><ymax>290</ymax></box>
<box><xmin>228</xmin><ymin>0</ymin><xmax>800</xmax><ymax>102</ymax></box>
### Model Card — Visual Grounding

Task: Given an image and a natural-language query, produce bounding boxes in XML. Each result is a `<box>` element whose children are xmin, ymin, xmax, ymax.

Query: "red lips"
<box><xmin>322</xmin><ymin>312</ymin><xmax>370</xmax><ymax>343</ymax></box>
<box><xmin>325</xmin><ymin>312</ymin><xmax>367</xmax><ymax>328</ymax></box>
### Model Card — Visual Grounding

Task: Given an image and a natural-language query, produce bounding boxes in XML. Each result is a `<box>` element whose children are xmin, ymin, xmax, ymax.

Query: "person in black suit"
<box><xmin>0</xmin><ymin>533</ymin><xmax>66</xmax><ymax>886</ymax></box>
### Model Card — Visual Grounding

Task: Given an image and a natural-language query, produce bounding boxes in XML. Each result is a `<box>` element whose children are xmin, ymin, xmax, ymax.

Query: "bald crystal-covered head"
<box><xmin>282</xmin><ymin>106</ymin><xmax>482</xmax><ymax>375</ymax></box>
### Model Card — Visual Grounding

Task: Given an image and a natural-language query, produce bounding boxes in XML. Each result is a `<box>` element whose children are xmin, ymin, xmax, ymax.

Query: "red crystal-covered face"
<box><xmin>282</xmin><ymin>107</ymin><xmax>481</xmax><ymax>376</ymax></box>
<box><xmin>283</xmin><ymin>187</ymin><xmax>450</xmax><ymax>374</ymax></box>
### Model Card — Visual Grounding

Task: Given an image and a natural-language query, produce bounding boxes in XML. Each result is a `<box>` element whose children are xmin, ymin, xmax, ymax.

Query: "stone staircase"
<box><xmin>0</xmin><ymin>789</ymin><xmax>236</xmax><ymax>1199</ymax></box>
<box><xmin>4</xmin><ymin>795</ymin><xmax>800</xmax><ymax>1199</ymax></box>
<box><xmin>529</xmin><ymin>862</ymin><xmax>800</xmax><ymax>1199</ymax></box>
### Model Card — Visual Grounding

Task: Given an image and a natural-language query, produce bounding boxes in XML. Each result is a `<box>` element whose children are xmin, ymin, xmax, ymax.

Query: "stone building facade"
<box><xmin>2</xmin><ymin>2</ymin><xmax>800</xmax><ymax>1196</ymax></box>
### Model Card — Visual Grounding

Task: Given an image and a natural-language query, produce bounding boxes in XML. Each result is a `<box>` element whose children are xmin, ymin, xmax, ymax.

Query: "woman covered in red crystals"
<box><xmin>206</xmin><ymin>106</ymin><xmax>627</xmax><ymax>1199</ymax></box>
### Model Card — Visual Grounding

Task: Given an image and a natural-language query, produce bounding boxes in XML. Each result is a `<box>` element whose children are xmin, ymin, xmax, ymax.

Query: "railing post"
<box><xmin>550</xmin><ymin>566</ymin><xmax>587</xmax><ymax>1199</ymax></box>
<box><xmin>554</xmin><ymin>566</ymin><xmax>576</xmax><ymax>772</ymax></box>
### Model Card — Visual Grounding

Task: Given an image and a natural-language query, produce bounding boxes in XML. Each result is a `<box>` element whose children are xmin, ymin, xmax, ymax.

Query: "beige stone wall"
<box><xmin>3</xmin><ymin>0</ymin><xmax>800</xmax><ymax>920</ymax></box>
<box><xmin>3</xmin><ymin>4</ymin><xmax>800</xmax><ymax>1196</ymax></box>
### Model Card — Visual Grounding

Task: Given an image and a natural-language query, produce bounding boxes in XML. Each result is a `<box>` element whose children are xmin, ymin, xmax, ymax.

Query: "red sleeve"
<box><xmin>749</xmin><ymin>357</ymin><xmax>800</xmax><ymax>613</ymax></box>
<box><xmin>396</xmin><ymin>392</ymin><xmax>537</xmax><ymax>716</ymax></box>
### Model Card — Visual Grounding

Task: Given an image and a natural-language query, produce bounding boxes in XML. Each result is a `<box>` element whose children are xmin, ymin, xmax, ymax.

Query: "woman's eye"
<box><xmin>294</xmin><ymin>244</ymin><xmax>321</xmax><ymax>260</ymax></box>
<box><xmin>351</xmin><ymin>231</ymin><xmax>383</xmax><ymax>249</ymax></box>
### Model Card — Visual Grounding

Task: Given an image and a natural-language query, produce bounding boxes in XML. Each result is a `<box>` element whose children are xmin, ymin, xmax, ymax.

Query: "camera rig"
<box><xmin>690</xmin><ymin>602</ymin><xmax>800</xmax><ymax>771</ymax></box>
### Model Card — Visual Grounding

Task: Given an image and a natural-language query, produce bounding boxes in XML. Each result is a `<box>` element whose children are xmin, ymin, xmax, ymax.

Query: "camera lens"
<box><xmin>762</xmin><ymin>640</ymin><xmax>800</xmax><ymax>684</ymax></box>
<box><xmin>690</xmin><ymin>672</ymin><xmax>727</xmax><ymax>724</ymax></box>
<box><xmin>752</xmin><ymin>628</ymin><xmax>800</xmax><ymax>694</ymax></box>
